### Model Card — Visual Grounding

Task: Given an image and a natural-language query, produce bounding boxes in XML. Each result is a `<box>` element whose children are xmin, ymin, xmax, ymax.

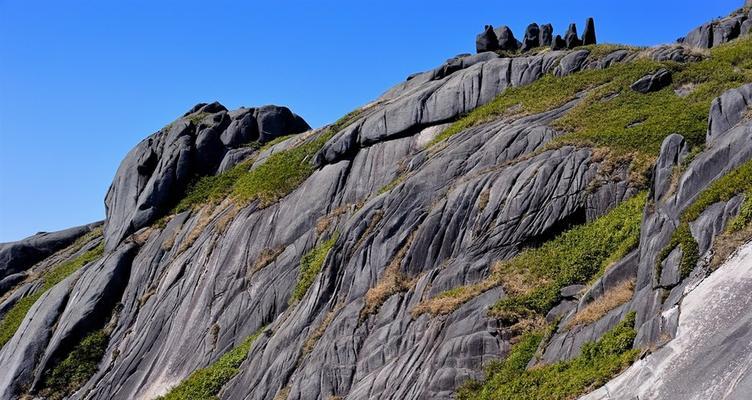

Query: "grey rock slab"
<box><xmin>707</xmin><ymin>83</ymin><xmax>752</xmax><ymax>143</ymax></box>
<box><xmin>630</xmin><ymin>68</ymin><xmax>672</xmax><ymax>94</ymax></box>
<box><xmin>0</xmin><ymin>272</ymin><xmax>79</xmax><ymax>400</ymax></box>
<box><xmin>554</xmin><ymin>49</ymin><xmax>590</xmax><ymax>77</ymax></box>
<box><xmin>0</xmin><ymin>221</ymin><xmax>100</xmax><ymax>279</ymax></box>
<box><xmin>581</xmin><ymin>243</ymin><xmax>752</xmax><ymax>400</ymax></box>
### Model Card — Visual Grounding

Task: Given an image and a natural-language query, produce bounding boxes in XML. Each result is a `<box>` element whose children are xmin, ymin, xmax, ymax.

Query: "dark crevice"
<box><xmin>518</xmin><ymin>206</ymin><xmax>588</xmax><ymax>251</ymax></box>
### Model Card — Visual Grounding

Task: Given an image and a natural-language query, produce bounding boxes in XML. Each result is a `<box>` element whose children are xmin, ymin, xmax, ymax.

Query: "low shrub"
<box><xmin>457</xmin><ymin>312</ymin><xmax>639</xmax><ymax>400</ymax></box>
<box><xmin>39</xmin><ymin>329</ymin><xmax>109</xmax><ymax>399</ymax></box>
<box><xmin>157</xmin><ymin>329</ymin><xmax>264</xmax><ymax>400</ymax></box>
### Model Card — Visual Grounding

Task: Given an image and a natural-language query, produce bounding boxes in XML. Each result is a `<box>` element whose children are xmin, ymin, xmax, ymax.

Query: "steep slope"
<box><xmin>1</xmin><ymin>3</ymin><xmax>752</xmax><ymax>400</ymax></box>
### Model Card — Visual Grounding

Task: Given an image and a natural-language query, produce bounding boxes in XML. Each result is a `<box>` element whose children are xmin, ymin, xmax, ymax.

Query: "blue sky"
<box><xmin>0</xmin><ymin>0</ymin><xmax>742</xmax><ymax>242</ymax></box>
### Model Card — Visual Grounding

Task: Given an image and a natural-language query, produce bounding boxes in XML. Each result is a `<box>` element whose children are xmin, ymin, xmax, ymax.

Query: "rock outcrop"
<box><xmin>1</xmin><ymin>3</ymin><xmax>752</xmax><ymax>400</ymax></box>
<box><xmin>680</xmin><ymin>8</ymin><xmax>751</xmax><ymax>48</ymax></box>
<box><xmin>103</xmin><ymin>103</ymin><xmax>310</xmax><ymax>250</ymax></box>
<box><xmin>474</xmin><ymin>19</ymin><xmax>597</xmax><ymax>54</ymax></box>
<box><xmin>0</xmin><ymin>222</ymin><xmax>101</xmax><ymax>280</ymax></box>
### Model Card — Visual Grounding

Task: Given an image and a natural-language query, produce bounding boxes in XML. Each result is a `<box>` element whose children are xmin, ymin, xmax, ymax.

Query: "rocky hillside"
<box><xmin>1</xmin><ymin>3</ymin><xmax>752</xmax><ymax>400</ymax></box>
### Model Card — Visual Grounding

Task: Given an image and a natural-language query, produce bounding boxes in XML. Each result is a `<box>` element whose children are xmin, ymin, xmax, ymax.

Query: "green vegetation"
<box><xmin>174</xmin><ymin>110</ymin><xmax>363</xmax><ymax>212</ymax></box>
<box><xmin>457</xmin><ymin>313</ymin><xmax>639</xmax><ymax>400</ymax></box>
<box><xmin>413</xmin><ymin>193</ymin><xmax>645</xmax><ymax>320</ymax></box>
<box><xmin>377</xmin><ymin>174</ymin><xmax>407</xmax><ymax>195</ymax></box>
<box><xmin>157</xmin><ymin>329</ymin><xmax>264</xmax><ymax>400</ymax></box>
<box><xmin>488</xmin><ymin>193</ymin><xmax>645</xmax><ymax>324</ymax></box>
<box><xmin>431</xmin><ymin>37</ymin><xmax>752</xmax><ymax>165</ymax></box>
<box><xmin>0</xmin><ymin>243</ymin><xmax>105</xmax><ymax>348</ymax></box>
<box><xmin>290</xmin><ymin>234</ymin><xmax>339</xmax><ymax>304</ymax></box>
<box><xmin>657</xmin><ymin>159</ymin><xmax>752</xmax><ymax>280</ymax></box>
<box><xmin>40</xmin><ymin>329</ymin><xmax>109</xmax><ymax>399</ymax></box>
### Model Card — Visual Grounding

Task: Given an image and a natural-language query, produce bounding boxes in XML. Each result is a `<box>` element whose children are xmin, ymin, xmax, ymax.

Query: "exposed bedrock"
<box><xmin>0</xmin><ymin>221</ymin><xmax>101</xmax><ymax>280</ymax></box>
<box><xmin>580</xmin><ymin>243</ymin><xmax>752</xmax><ymax>400</ymax></box>
<box><xmin>680</xmin><ymin>7</ymin><xmax>750</xmax><ymax>48</ymax></box>
<box><xmin>0</xmin><ymin>243</ymin><xmax>137</xmax><ymax>399</ymax></box>
<box><xmin>103</xmin><ymin>103</ymin><xmax>310</xmax><ymax>251</ymax></box>
<box><xmin>533</xmin><ymin>84</ymin><xmax>752</xmax><ymax>373</ymax></box>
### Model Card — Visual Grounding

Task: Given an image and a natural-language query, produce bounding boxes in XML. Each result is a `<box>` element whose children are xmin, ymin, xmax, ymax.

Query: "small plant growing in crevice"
<box><xmin>290</xmin><ymin>234</ymin><xmax>339</xmax><ymax>305</ymax></box>
<box><xmin>457</xmin><ymin>312</ymin><xmax>639</xmax><ymax>400</ymax></box>
<box><xmin>157</xmin><ymin>328</ymin><xmax>265</xmax><ymax>400</ymax></box>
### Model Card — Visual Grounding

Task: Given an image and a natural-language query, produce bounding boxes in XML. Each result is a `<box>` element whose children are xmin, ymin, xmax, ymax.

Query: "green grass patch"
<box><xmin>431</xmin><ymin>37</ymin><xmax>752</xmax><ymax>160</ymax></box>
<box><xmin>174</xmin><ymin>109</ymin><xmax>363</xmax><ymax>212</ymax></box>
<box><xmin>657</xmin><ymin>158</ymin><xmax>752</xmax><ymax>281</ymax></box>
<box><xmin>290</xmin><ymin>233</ymin><xmax>339</xmax><ymax>304</ymax></box>
<box><xmin>157</xmin><ymin>329</ymin><xmax>264</xmax><ymax>400</ymax></box>
<box><xmin>0</xmin><ymin>243</ymin><xmax>105</xmax><ymax>348</ymax></box>
<box><xmin>488</xmin><ymin>193</ymin><xmax>645</xmax><ymax>324</ymax></box>
<box><xmin>457</xmin><ymin>312</ymin><xmax>639</xmax><ymax>400</ymax></box>
<box><xmin>39</xmin><ymin>329</ymin><xmax>109</xmax><ymax>399</ymax></box>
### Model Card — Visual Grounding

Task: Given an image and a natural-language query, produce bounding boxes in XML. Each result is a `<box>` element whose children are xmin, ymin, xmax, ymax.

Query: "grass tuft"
<box><xmin>290</xmin><ymin>234</ymin><xmax>339</xmax><ymax>305</ymax></box>
<box><xmin>457</xmin><ymin>312</ymin><xmax>639</xmax><ymax>400</ymax></box>
<box><xmin>39</xmin><ymin>329</ymin><xmax>109</xmax><ymax>399</ymax></box>
<box><xmin>157</xmin><ymin>329</ymin><xmax>264</xmax><ymax>400</ymax></box>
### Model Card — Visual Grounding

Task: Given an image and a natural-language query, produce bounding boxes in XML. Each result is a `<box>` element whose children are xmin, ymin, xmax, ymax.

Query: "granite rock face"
<box><xmin>1</xmin><ymin>5</ymin><xmax>752</xmax><ymax>400</ymax></box>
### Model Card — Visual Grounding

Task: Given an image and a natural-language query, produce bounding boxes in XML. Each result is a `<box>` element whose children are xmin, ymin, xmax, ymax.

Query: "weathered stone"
<box><xmin>582</xmin><ymin>17</ymin><xmax>597</xmax><ymax>45</ymax></box>
<box><xmin>520</xmin><ymin>23</ymin><xmax>540</xmax><ymax>52</ymax></box>
<box><xmin>555</xmin><ymin>49</ymin><xmax>590</xmax><ymax>77</ymax></box>
<box><xmin>0</xmin><ymin>222</ymin><xmax>101</xmax><ymax>280</ymax></box>
<box><xmin>630</xmin><ymin>69</ymin><xmax>672</xmax><ymax>93</ymax></box>
<box><xmin>539</xmin><ymin>23</ymin><xmax>553</xmax><ymax>46</ymax></box>
<box><xmin>475</xmin><ymin>25</ymin><xmax>499</xmax><ymax>53</ymax></box>
<box><xmin>495</xmin><ymin>25</ymin><xmax>519</xmax><ymax>51</ymax></box>
<box><xmin>565</xmin><ymin>23</ymin><xmax>582</xmax><ymax>49</ymax></box>
<box><xmin>551</xmin><ymin>34</ymin><xmax>566</xmax><ymax>50</ymax></box>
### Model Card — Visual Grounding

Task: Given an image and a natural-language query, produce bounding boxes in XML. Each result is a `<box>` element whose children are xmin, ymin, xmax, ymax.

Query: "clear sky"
<box><xmin>0</xmin><ymin>0</ymin><xmax>743</xmax><ymax>242</ymax></box>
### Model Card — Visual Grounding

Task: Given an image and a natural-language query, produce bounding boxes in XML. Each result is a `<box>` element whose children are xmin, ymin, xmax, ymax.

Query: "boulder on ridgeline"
<box><xmin>630</xmin><ymin>69</ymin><xmax>673</xmax><ymax>93</ymax></box>
<box><xmin>495</xmin><ymin>25</ymin><xmax>519</xmax><ymax>51</ymax></box>
<box><xmin>583</xmin><ymin>17</ymin><xmax>597</xmax><ymax>45</ymax></box>
<box><xmin>520</xmin><ymin>23</ymin><xmax>541</xmax><ymax>52</ymax></box>
<box><xmin>565</xmin><ymin>23</ymin><xmax>582</xmax><ymax>49</ymax></box>
<box><xmin>476</xmin><ymin>25</ymin><xmax>500</xmax><ymax>53</ymax></box>
<box><xmin>540</xmin><ymin>23</ymin><xmax>554</xmax><ymax>47</ymax></box>
<box><xmin>551</xmin><ymin>34</ymin><xmax>566</xmax><ymax>50</ymax></box>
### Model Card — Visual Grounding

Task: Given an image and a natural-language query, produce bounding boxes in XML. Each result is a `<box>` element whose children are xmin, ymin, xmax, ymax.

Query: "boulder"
<box><xmin>707</xmin><ymin>83</ymin><xmax>752</xmax><ymax>143</ymax></box>
<box><xmin>713</xmin><ymin>17</ymin><xmax>742</xmax><ymax>47</ymax></box>
<box><xmin>551</xmin><ymin>34</ymin><xmax>566</xmax><ymax>50</ymax></box>
<box><xmin>555</xmin><ymin>49</ymin><xmax>590</xmax><ymax>77</ymax></box>
<box><xmin>475</xmin><ymin>25</ymin><xmax>499</xmax><ymax>53</ymax></box>
<box><xmin>539</xmin><ymin>23</ymin><xmax>553</xmax><ymax>47</ymax></box>
<box><xmin>520</xmin><ymin>23</ymin><xmax>541</xmax><ymax>52</ymax></box>
<box><xmin>495</xmin><ymin>25</ymin><xmax>519</xmax><ymax>51</ymax></box>
<box><xmin>565</xmin><ymin>23</ymin><xmax>582</xmax><ymax>49</ymax></box>
<box><xmin>630</xmin><ymin>69</ymin><xmax>672</xmax><ymax>94</ymax></box>
<box><xmin>583</xmin><ymin>17</ymin><xmax>597</xmax><ymax>45</ymax></box>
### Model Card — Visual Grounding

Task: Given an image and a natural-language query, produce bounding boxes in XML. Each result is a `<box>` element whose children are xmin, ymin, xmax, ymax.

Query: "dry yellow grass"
<box><xmin>361</xmin><ymin>234</ymin><xmax>417</xmax><ymax>318</ymax></box>
<box><xmin>477</xmin><ymin>189</ymin><xmax>490</xmax><ymax>211</ymax></box>
<box><xmin>566</xmin><ymin>279</ymin><xmax>634</xmax><ymax>329</ymax></box>
<box><xmin>316</xmin><ymin>205</ymin><xmax>351</xmax><ymax>234</ymax></box>
<box><xmin>178</xmin><ymin>207</ymin><xmax>213</xmax><ymax>253</ymax></box>
<box><xmin>251</xmin><ymin>246</ymin><xmax>285</xmax><ymax>274</ymax></box>
<box><xmin>710</xmin><ymin>224</ymin><xmax>752</xmax><ymax>268</ymax></box>
<box><xmin>273</xmin><ymin>386</ymin><xmax>290</xmax><ymax>400</ymax></box>
<box><xmin>302</xmin><ymin>303</ymin><xmax>343</xmax><ymax>356</ymax></box>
